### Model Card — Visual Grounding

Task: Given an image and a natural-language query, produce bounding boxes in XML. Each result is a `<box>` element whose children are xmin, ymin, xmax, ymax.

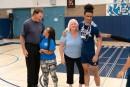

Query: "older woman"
<box><xmin>59</xmin><ymin>19</ymin><xmax>84</xmax><ymax>87</ymax></box>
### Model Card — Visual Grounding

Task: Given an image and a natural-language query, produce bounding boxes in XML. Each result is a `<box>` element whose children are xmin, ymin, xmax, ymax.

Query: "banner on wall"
<box><xmin>107</xmin><ymin>0</ymin><xmax>130</xmax><ymax>16</ymax></box>
<box><xmin>67</xmin><ymin>0</ymin><xmax>75</xmax><ymax>8</ymax></box>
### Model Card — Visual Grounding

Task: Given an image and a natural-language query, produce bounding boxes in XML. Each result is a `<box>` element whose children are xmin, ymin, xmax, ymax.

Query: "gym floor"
<box><xmin>0</xmin><ymin>39</ymin><xmax>129</xmax><ymax>87</ymax></box>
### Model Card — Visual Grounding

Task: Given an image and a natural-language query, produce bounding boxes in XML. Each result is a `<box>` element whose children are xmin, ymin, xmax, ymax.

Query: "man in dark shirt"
<box><xmin>20</xmin><ymin>9</ymin><xmax>45</xmax><ymax>87</ymax></box>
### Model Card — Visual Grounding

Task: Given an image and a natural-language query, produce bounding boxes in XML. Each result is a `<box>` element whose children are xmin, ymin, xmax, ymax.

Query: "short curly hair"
<box><xmin>84</xmin><ymin>4</ymin><xmax>94</xmax><ymax>14</ymax></box>
<box><xmin>32</xmin><ymin>9</ymin><xmax>43</xmax><ymax>15</ymax></box>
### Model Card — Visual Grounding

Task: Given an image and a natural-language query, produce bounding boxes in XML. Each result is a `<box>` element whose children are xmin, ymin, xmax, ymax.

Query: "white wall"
<box><xmin>76</xmin><ymin>0</ymin><xmax>113</xmax><ymax>5</ymax></box>
<box><xmin>0</xmin><ymin>0</ymin><xmax>114</xmax><ymax>9</ymax></box>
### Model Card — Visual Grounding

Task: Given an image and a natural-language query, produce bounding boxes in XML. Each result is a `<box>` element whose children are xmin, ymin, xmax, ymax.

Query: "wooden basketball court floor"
<box><xmin>0</xmin><ymin>39</ymin><xmax>129</xmax><ymax>87</ymax></box>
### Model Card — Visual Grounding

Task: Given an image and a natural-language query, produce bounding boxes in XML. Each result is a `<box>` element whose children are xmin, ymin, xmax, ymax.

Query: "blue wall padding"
<box><xmin>0</xmin><ymin>16</ymin><xmax>130</xmax><ymax>39</ymax></box>
<box><xmin>65</xmin><ymin>16</ymin><xmax>130</xmax><ymax>39</ymax></box>
<box><xmin>0</xmin><ymin>19</ymin><xmax>11</xmax><ymax>38</ymax></box>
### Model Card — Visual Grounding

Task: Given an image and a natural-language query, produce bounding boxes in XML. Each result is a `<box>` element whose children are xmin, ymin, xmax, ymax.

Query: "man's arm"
<box><xmin>117</xmin><ymin>57</ymin><xmax>130</xmax><ymax>78</ymax></box>
<box><xmin>111</xmin><ymin>35</ymin><xmax>130</xmax><ymax>43</ymax></box>
<box><xmin>20</xmin><ymin>35</ymin><xmax>28</xmax><ymax>57</ymax></box>
<box><xmin>100</xmin><ymin>33</ymin><xmax>130</xmax><ymax>43</ymax></box>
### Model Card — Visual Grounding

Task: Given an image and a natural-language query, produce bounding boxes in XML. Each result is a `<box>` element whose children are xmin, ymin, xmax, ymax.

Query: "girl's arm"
<box><xmin>39</xmin><ymin>49</ymin><xmax>54</xmax><ymax>55</ymax></box>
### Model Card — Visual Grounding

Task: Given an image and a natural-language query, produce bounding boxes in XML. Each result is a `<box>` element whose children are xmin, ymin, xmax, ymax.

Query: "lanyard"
<box><xmin>81</xmin><ymin>21</ymin><xmax>92</xmax><ymax>40</ymax></box>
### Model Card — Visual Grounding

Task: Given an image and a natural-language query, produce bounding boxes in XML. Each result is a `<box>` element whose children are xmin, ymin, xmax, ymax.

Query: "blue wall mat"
<box><xmin>43</xmin><ymin>7</ymin><xmax>65</xmax><ymax>40</ymax></box>
<box><xmin>0</xmin><ymin>19</ymin><xmax>11</xmax><ymax>38</ymax></box>
<box><xmin>13</xmin><ymin>8</ymin><xmax>31</xmax><ymax>38</ymax></box>
<box><xmin>112</xmin><ymin>16</ymin><xmax>121</xmax><ymax>35</ymax></box>
<box><xmin>65</xmin><ymin>16</ymin><xmax>130</xmax><ymax>39</ymax></box>
<box><xmin>104</xmin><ymin>16</ymin><xmax>113</xmax><ymax>33</ymax></box>
<box><xmin>65</xmin><ymin>17</ymin><xmax>83</xmax><ymax>28</ymax></box>
<box><xmin>120</xmin><ymin>16</ymin><xmax>130</xmax><ymax>37</ymax></box>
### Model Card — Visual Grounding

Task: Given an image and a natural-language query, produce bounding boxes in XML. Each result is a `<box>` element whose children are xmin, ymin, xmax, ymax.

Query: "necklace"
<box><xmin>81</xmin><ymin>21</ymin><xmax>92</xmax><ymax>41</ymax></box>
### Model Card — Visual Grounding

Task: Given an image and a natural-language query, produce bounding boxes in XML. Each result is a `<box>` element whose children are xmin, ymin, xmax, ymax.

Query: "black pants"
<box><xmin>25</xmin><ymin>43</ymin><xmax>40</xmax><ymax>87</ymax></box>
<box><xmin>126</xmin><ymin>75</ymin><xmax>130</xmax><ymax>87</ymax></box>
<box><xmin>64</xmin><ymin>54</ymin><xmax>84</xmax><ymax>84</ymax></box>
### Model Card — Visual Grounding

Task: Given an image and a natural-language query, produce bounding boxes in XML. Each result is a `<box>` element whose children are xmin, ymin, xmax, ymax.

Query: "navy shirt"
<box><xmin>79</xmin><ymin>21</ymin><xmax>100</xmax><ymax>55</ymax></box>
<box><xmin>21</xmin><ymin>18</ymin><xmax>45</xmax><ymax>44</ymax></box>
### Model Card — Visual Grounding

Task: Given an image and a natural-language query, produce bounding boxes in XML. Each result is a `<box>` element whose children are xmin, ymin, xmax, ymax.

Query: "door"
<box><xmin>13</xmin><ymin>8</ymin><xmax>31</xmax><ymax>38</ymax></box>
<box><xmin>43</xmin><ymin>7</ymin><xmax>65</xmax><ymax>40</ymax></box>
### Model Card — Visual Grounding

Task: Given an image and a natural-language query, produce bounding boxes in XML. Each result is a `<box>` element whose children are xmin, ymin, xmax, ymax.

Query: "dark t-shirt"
<box><xmin>21</xmin><ymin>18</ymin><xmax>45</xmax><ymax>44</ymax></box>
<box><xmin>79</xmin><ymin>21</ymin><xmax>100</xmax><ymax>55</ymax></box>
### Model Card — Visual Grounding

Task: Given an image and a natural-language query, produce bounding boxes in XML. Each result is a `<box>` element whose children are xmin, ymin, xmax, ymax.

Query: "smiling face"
<box><xmin>34</xmin><ymin>12</ymin><xmax>43</xmax><ymax>22</ymax></box>
<box><xmin>43</xmin><ymin>27</ymin><xmax>55</xmax><ymax>42</ymax></box>
<box><xmin>68</xmin><ymin>19</ymin><xmax>79</xmax><ymax>31</ymax></box>
<box><xmin>43</xmin><ymin>28</ymin><xmax>50</xmax><ymax>38</ymax></box>
<box><xmin>84</xmin><ymin>12</ymin><xmax>93</xmax><ymax>25</ymax></box>
<box><xmin>32</xmin><ymin>9</ymin><xmax>43</xmax><ymax>22</ymax></box>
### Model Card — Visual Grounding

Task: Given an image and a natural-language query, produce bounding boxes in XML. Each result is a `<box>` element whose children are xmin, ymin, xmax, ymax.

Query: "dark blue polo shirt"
<box><xmin>21</xmin><ymin>18</ymin><xmax>45</xmax><ymax>44</ymax></box>
<box><xmin>79</xmin><ymin>21</ymin><xmax>100</xmax><ymax>55</ymax></box>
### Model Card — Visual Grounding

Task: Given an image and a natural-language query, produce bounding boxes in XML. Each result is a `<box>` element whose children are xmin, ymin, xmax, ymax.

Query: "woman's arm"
<box><xmin>59</xmin><ymin>42</ymin><xmax>65</xmax><ymax>65</ymax></box>
<box><xmin>93</xmin><ymin>37</ymin><xmax>102</xmax><ymax>63</ymax></box>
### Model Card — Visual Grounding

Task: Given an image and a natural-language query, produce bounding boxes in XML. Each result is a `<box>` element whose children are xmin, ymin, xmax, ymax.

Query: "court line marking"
<box><xmin>74</xmin><ymin>46</ymin><xmax>111</xmax><ymax>84</ymax></box>
<box><xmin>120</xmin><ymin>72</ymin><xmax>127</xmax><ymax>87</ymax></box>
<box><xmin>101</xmin><ymin>47</ymin><xmax>124</xmax><ymax>87</ymax></box>
<box><xmin>90</xmin><ymin>47</ymin><xmax>119</xmax><ymax>86</ymax></box>
<box><xmin>0</xmin><ymin>54</ymin><xmax>19</xmax><ymax>67</ymax></box>
<box><xmin>0</xmin><ymin>47</ymin><xmax>20</xmax><ymax>54</ymax></box>
<box><xmin>0</xmin><ymin>78</ymin><xmax>20</xmax><ymax>87</ymax></box>
<box><xmin>0</xmin><ymin>48</ymin><xmax>20</xmax><ymax>87</ymax></box>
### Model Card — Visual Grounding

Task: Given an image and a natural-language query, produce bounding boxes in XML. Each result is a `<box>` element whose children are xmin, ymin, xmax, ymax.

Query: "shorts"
<box><xmin>81</xmin><ymin>52</ymin><xmax>98</xmax><ymax>66</ymax></box>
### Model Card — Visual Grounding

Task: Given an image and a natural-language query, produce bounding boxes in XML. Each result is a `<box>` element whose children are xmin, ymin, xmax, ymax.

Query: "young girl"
<box><xmin>39</xmin><ymin>27</ymin><xmax>58</xmax><ymax>87</ymax></box>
